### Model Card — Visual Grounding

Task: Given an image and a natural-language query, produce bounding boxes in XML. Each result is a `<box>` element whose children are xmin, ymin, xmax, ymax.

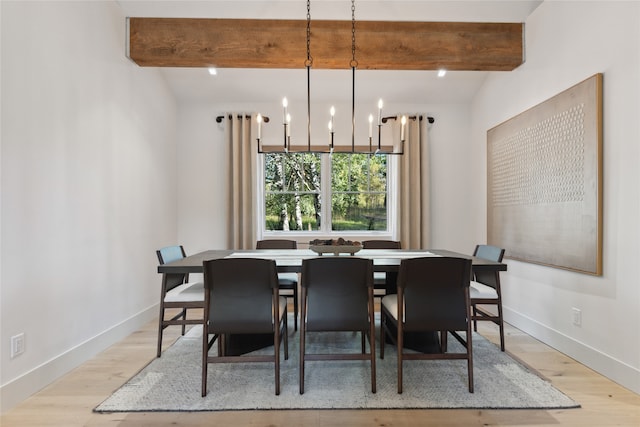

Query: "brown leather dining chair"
<box><xmin>362</xmin><ymin>240</ymin><xmax>402</xmax><ymax>297</ymax></box>
<box><xmin>381</xmin><ymin>256</ymin><xmax>474</xmax><ymax>393</ymax></box>
<box><xmin>256</xmin><ymin>239</ymin><xmax>299</xmax><ymax>331</ymax></box>
<box><xmin>470</xmin><ymin>244</ymin><xmax>507</xmax><ymax>351</ymax></box>
<box><xmin>299</xmin><ymin>257</ymin><xmax>376</xmax><ymax>394</ymax></box>
<box><xmin>201</xmin><ymin>257</ymin><xmax>288</xmax><ymax>396</ymax></box>
<box><xmin>156</xmin><ymin>245</ymin><xmax>205</xmax><ymax>357</ymax></box>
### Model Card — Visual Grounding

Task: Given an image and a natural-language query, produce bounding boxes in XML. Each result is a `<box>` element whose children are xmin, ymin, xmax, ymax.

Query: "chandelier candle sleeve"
<box><xmin>378</xmin><ymin>99</ymin><xmax>383</xmax><ymax>125</ymax></box>
<box><xmin>401</xmin><ymin>115</ymin><xmax>407</xmax><ymax>140</ymax></box>
<box><xmin>256</xmin><ymin>114</ymin><xmax>262</xmax><ymax>139</ymax></box>
<box><xmin>330</xmin><ymin>106</ymin><xmax>335</xmax><ymax>133</ymax></box>
<box><xmin>282</xmin><ymin>97</ymin><xmax>288</xmax><ymax>124</ymax></box>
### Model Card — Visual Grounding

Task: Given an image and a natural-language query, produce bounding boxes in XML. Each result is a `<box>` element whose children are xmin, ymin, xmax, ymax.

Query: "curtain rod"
<box><xmin>217</xmin><ymin>114</ymin><xmax>434</xmax><ymax>124</ymax></box>
<box><xmin>382</xmin><ymin>115</ymin><xmax>434</xmax><ymax>124</ymax></box>
<box><xmin>215</xmin><ymin>114</ymin><xmax>270</xmax><ymax>123</ymax></box>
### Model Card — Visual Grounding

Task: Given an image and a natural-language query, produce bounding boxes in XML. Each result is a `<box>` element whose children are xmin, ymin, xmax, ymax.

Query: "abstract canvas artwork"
<box><xmin>487</xmin><ymin>74</ymin><xmax>603</xmax><ymax>275</ymax></box>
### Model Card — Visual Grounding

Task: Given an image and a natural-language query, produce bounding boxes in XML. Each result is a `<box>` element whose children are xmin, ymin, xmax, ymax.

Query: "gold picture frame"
<box><xmin>487</xmin><ymin>74</ymin><xmax>603</xmax><ymax>275</ymax></box>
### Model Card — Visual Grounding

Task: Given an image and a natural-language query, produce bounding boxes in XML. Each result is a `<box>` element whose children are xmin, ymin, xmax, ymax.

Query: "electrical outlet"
<box><xmin>572</xmin><ymin>308</ymin><xmax>582</xmax><ymax>326</ymax></box>
<box><xmin>11</xmin><ymin>333</ymin><xmax>25</xmax><ymax>358</ymax></box>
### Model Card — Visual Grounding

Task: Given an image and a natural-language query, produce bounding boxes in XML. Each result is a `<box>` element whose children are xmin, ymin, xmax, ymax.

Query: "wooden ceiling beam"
<box><xmin>127</xmin><ymin>18</ymin><xmax>524</xmax><ymax>71</ymax></box>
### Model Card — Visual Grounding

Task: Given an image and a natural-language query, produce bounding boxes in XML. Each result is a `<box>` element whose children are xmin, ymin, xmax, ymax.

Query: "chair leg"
<box><xmin>299</xmin><ymin>324</ymin><xmax>305</xmax><ymax>394</ymax></box>
<box><xmin>293</xmin><ymin>288</ymin><xmax>299</xmax><ymax>331</ymax></box>
<box><xmin>466</xmin><ymin>328</ymin><xmax>474</xmax><ymax>393</ymax></box>
<box><xmin>370</xmin><ymin>317</ymin><xmax>377</xmax><ymax>394</ymax></box>
<box><xmin>156</xmin><ymin>304</ymin><xmax>165</xmax><ymax>358</ymax></box>
<box><xmin>274</xmin><ymin>319</ymin><xmax>280</xmax><ymax>396</ymax></box>
<box><xmin>283</xmin><ymin>307</ymin><xmax>289</xmax><ymax>360</ymax></box>
<box><xmin>379</xmin><ymin>310</ymin><xmax>386</xmax><ymax>359</ymax></box>
<box><xmin>497</xmin><ymin>302</ymin><xmax>505</xmax><ymax>351</ymax></box>
<box><xmin>181</xmin><ymin>308</ymin><xmax>187</xmax><ymax>335</ymax></box>
<box><xmin>201</xmin><ymin>329</ymin><xmax>208</xmax><ymax>397</ymax></box>
<box><xmin>397</xmin><ymin>324</ymin><xmax>403</xmax><ymax>394</ymax></box>
<box><xmin>472</xmin><ymin>304</ymin><xmax>478</xmax><ymax>332</ymax></box>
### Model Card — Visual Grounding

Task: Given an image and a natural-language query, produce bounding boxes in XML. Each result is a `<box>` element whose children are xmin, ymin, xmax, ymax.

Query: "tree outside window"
<box><xmin>264</xmin><ymin>152</ymin><xmax>388</xmax><ymax>232</ymax></box>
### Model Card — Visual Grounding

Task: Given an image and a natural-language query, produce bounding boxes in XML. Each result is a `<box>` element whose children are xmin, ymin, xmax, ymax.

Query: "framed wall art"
<box><xmin>487</xmin><ymin>73</ymin><xmax>603</xmax><ymax>275</ymax></box>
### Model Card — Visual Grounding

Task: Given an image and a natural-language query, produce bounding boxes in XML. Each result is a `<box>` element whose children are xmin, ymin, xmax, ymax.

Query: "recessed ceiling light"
<box><xmin>208</xmin><ymin>67</ymin><xmax>217</xmax><ymax>76</ymax></box>
<box><xmin>437</xmin><ymin>69</ymin><xmax>447</xmax><ymax>77</ymax></box>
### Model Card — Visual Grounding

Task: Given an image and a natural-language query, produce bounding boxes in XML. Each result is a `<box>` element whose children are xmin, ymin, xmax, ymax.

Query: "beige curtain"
<box><xmin>226</xmin><ymin>114</ymin><xmax>258</xmax><ymax>250</ymax></box>
<box><xmin>396</xmin><ymin>115</ymin><xmax>430</xmax><ymax>249</ymax></box>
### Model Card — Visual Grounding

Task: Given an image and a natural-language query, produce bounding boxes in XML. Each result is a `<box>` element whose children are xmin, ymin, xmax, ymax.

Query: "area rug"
<box><xmin>95</xmin><ymin>320</ymin><xmax>579</xmax><ymax>412</ymax></box>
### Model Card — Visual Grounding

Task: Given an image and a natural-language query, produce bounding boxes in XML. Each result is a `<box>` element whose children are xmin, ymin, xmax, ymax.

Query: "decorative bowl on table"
<box><xmin>309</xmin><ymin>238</ymin><xmax>362</xmax><ymax>256</ymax></box>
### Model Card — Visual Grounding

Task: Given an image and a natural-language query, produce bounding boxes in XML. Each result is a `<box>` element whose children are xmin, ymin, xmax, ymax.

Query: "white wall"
<box><xmin>471</xmin><ymin>1</ymin><xmax>640</xmax><ymax>393</ymax></box>
<box><xmin>175</xmin><ymin>103</ymin><xmax>229</xmax><ymax>254</ymax></box>
<box><xmin>0</xmin><ymin>1</ymin><xmax>179</xmax><ymax>411</ymax></box>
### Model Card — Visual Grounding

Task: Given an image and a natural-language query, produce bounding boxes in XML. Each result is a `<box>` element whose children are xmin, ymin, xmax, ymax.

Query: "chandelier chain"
<box><xmin>305</xmin><ymin>0</ymin><xmax>312</xmax><ymax>66</ymax></box>
<box><xmin>351</xmin><ymin>0</ymin><xmax>357</xmax><ymax>67</ymax></box>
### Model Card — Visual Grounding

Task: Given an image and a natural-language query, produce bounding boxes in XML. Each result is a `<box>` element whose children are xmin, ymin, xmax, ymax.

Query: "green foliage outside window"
<box><xmin>331</xmin><ymin>154</ymin><xmax>387</xmax><ymax>230</ymax></box>
<box><xmin>264</xmin><ymin>152</ymin><xmax>387</xmax><ymax>232</ymax></box>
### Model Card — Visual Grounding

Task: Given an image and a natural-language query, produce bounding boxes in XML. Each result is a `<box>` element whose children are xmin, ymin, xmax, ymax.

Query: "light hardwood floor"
<box><xmin>2</xmin><ymin>309</ymin><xmax>639</xmax><ymax>427</ymax></box>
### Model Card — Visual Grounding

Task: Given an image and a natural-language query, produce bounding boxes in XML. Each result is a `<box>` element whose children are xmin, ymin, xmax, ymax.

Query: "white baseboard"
<box><xmin>0</xmin><ymin>305</ymin><xmax>157</xmax><ymax>414</ymax></box>
<box><xmin>504</xmin><ymin>307</ymin><xmax>640</xmax><ymax>395</ymax></box>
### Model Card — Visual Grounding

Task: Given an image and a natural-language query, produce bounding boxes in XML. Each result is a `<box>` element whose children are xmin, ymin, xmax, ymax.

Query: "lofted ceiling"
<box><xmin>117</xmin><ymin>1</ymin><xmax>543</xmax><ymax>104</ymax></box>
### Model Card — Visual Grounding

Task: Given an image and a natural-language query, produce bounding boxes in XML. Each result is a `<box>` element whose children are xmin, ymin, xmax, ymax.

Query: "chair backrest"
<box><xmin>203</xmin><ymin>258</ymin><xmax>278</xmax><ymax>334</ymax></box>
<box><xmin>397</xmin><ymin>257</ymin><xmax>472</xmax><ymax>331</ymax></box>
<box><xmin>256</xmin><ymin>239</ymin><xmax>298</xmax><ymax>249</ymax></box>
<box><xmin>362</xmin><ymin>240</ymin><xmax>401</xmax><ymax>249</ymax></box>
<box><xmin>473</xmin><ymin>244</ymin><xmax>505</xmax><ymax>263</ymax></box>
<box><xmin>301</xmin><ymin>257</ymin><xmax>373</xmax><ymax>332</ymax></box>
<box><xmin>472</xmin><ymin>245</ymin><xmax>505</xmax><ymax>288</ymax></box>
<box><xmin>157</xmin><ymin>245</ymin><xmax>189</xmax><ymax>292</ymax></box>
<box><xmin>157</xmin><ymin>245</ymin><xmax>187</xmax><ymax>265</ymax></box>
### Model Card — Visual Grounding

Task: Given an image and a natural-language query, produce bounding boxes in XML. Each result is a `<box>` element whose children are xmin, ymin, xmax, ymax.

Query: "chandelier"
<box><xmin>256</xmin><ymin>0</ymin><xmax>407</xmax><ymax>155</ymax></box>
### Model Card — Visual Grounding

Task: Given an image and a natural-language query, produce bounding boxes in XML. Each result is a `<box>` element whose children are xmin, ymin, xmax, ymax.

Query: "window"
<box><xmin>264</xmin><ymin>153</ymin><xmax>322</xmax><ymax>231</ymax></box>
<box><xmin>331</xmin><ymin>154</ymin><xmax>387</xmax><ymax>231</ymax></box>
<box><xmin>262</xmin><ymin>153</ymin><xmax>390</xmax><ymax>234</ymax></box>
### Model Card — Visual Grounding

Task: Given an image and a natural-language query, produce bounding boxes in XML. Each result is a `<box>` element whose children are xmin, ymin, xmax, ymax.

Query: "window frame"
<box><xmin>258</xmin><ymin>152</ymin><xmax>397</xmax><ymax>240</ymax></box>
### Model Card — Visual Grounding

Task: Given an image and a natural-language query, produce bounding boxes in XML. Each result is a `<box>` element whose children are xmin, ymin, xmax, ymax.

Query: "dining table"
<box><xmin>158</xmin><ymin>248</ymin><xmax>506</xmax><ymax>275</ymax></box>
<box><xmin>158</xmin><ymin>248</ymin><xmax>507</xmax><ymax>355</ymax></box>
